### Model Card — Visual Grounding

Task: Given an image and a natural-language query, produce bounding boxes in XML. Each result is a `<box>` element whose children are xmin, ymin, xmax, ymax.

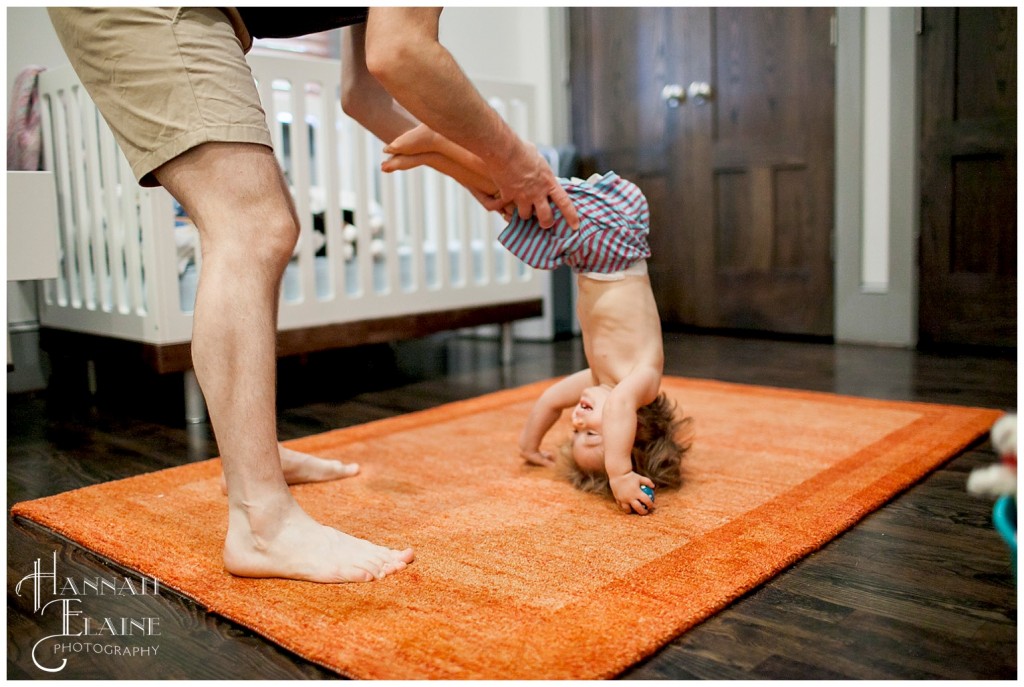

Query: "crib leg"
<box><xmin>86</xmin><ymin>359</ymin><xmax>98</xmax><ymax>397</ymax></box>
<box><xmin>500</xmin><ymin>323</ymin><xmax>514</xmax><ymax>367</ymax></box>
<box><xmin>184</xmin><ymin>369</ymin><xmax>208</xmax><ymax>424</ymax></box>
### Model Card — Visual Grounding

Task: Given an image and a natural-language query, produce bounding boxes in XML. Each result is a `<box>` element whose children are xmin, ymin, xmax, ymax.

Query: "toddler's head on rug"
<box><xmin>558</xmin><ymin>390</ymin><xmax>693</xmax><ymax>497</ymax></box>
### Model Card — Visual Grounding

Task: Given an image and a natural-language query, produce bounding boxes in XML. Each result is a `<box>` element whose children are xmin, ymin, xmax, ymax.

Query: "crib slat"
<box><xmin>81</xmin><ymin>96</ymin><xmax>112</xmax><ymax>312</ymax></box>
<box><xmin>57</xmin><ymin>89</ymin><xmax>87</xmax><ymax>308</ymax></box>
<box><xmin>289</xmin><ymin>76</ymin><xmax>316</xmax><ymax>307</ymax></box>
<box><xmin>321</xmin><ymin>89</ymin><xmax>344</xmax><ymax>302</ymax></box>
<box><xmin>431</xmin><ymin>172</ymin><xmax>450</xmax><ymax>290</ymax></box>
<box><xmin>319</xmin><ymin>86</ymin><xmax>344</xmax><ymax>302</ymax></box>
<box><xmin>338</xmin><ymin>114</ymin><xmax>358</xmax><ymax>298</ymax></box>
<box><xmin>98</xmin><ymin>117</ymin><xmax>126</xmax><ymax>313</ymax></box>
<box><xmin>494</xmin><ymin>211</ymin><xmax>513</xmax><ymax>283</ymax></box>
<box><xmin>479</xmin><ymin>198</ymin><xmax>495</xmax><ymax>284</ymax></box>
<box><xmin>118</xmin><ymin>155</ymin><xmax>146</xmax><ymax>315</ymax></box>
<box><xmin>66</xmin><ymin>88</ymin><xmax>94</xmax><ymax>309</ymax></box>
<box><xmin>354</xmin><ymin>128</ymin><xmax>373</xmax><ymax>297</ymax></box>
<box><xmin>408</xmin><ymin>169</ymin><xmax>426</xmax><ymax>292</ymax></box>
<box><xmin>380</xmin><ymin>163</ymin><xmax>400</xmax><ymax>295</ymax></box>
<box><xmin>457</xmin><ymin>180</ymin><xmax>472</xmax><ymax>285</ymax></box>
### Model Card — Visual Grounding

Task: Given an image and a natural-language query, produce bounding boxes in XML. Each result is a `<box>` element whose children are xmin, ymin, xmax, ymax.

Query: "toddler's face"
<box><xmin>570</xmin><ymin>385</ymin><xmax>609</xmax><ymax>474</ymax></box>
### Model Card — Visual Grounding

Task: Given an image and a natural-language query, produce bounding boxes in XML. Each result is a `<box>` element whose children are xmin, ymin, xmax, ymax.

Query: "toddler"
<box><xmin>383</xmin><ymin>125</ymin><xmax>692</xmax><ymax>514</ymax></box>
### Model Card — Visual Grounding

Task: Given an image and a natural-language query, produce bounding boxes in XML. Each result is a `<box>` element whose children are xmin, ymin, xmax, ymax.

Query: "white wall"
<box><xmin>6</xmin><ymin>7</ymin><xmax>67</xmax><ymax>97</ymax></box>
<box><xmin>440</xmin><ymin>7</ymin><xmax>565</xmax><ymax>146</ymax></box>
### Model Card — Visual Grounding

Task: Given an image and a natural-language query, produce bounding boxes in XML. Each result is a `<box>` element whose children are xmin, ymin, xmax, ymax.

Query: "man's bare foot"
<box><xmin>221</xmin><ymin>445</ymin><xmax>358</xmax><ymax>494</ymax></box>
<box><xmin>223</xmin><ymin>497</ymin><xmax>415</xmax><ymax>583</ymax></box>
<box><xmin>278</xmin><ymin>444</ymin><xmax>359</xmax><ymax>483</ymax></box>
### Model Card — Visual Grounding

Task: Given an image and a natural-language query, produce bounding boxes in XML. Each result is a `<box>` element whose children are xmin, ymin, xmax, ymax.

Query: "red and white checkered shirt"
<box><xmin>497</xmin><ymin>171</ymin><xmax>651</xmax><ymax>274</ymax></box>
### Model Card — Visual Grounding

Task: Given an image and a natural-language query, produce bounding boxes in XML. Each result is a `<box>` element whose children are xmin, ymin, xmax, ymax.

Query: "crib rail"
<box><xmin>37</xmin><ymin>52</ymin><xmax>543</xmax><ymax>345</ymax></box>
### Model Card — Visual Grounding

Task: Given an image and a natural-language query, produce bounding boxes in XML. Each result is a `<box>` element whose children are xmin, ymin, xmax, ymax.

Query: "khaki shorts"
<box><xmin>48</xmin><ymin>7</ymin><xmax>269</xmax><ymax>187</ymax></box>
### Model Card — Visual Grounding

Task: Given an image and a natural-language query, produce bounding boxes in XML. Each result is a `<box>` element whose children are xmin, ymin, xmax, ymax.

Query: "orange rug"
<box><xmin>11</xmin><ymin>377</ymin><xmax>1001</xmax><ymax>679</ymax></box>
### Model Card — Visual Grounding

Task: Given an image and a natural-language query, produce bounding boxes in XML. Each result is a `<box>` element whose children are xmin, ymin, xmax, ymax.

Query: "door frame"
<box><xmin>833</xmin><ymin>7</ymin><xmax>918</xmax><ymax>346</ymax></box>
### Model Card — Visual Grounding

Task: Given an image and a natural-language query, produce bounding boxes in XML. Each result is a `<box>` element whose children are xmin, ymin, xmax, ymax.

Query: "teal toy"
<box><xmin>993</xmin><ymin>496</ymin><xmax>1016</xmax><ymax>581</ymax></box>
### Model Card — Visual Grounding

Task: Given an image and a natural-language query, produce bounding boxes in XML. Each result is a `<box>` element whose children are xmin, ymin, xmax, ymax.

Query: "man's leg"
<box><xmin>155</xmin><ymin>142</ymin><xmax>414</xmax><ymax>582</ymax></box>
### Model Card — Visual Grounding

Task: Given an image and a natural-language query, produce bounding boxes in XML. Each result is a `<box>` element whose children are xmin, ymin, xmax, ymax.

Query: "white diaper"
<box><xmin>582</xmin><ymin>259</ymin><xmax>648</xmax><ymax>282</ymax></box>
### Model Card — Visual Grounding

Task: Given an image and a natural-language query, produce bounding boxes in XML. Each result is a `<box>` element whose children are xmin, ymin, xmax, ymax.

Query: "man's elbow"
<box><xmin>364</xmin><ymin>39</ymin><xmax>416</xmax><ymax>91</ymax></box>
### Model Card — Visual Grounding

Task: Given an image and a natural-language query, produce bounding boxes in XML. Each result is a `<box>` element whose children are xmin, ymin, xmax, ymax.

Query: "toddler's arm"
<box><xmin>603</xmin><ymin>368</ymin><xmax>660</xmax><ymax>514</ymax></box>
<box><xmin>519</xmin><ymin>369</ymin><xmax>592</xmax><ymax>466</ymax></box>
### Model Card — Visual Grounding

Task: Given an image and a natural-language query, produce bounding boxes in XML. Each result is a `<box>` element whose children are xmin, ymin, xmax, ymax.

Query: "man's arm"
<box><xmin>342</xmin><ymin>29</ymin><xmax>502</xmax><ymax>210</ymax></box>
<box><xmin>360</xmin><ymin>8</ymin><xmax>578</xmax><ymax>229</ymax></box>
<box><xmin>340</xmin><ymin>23</ymin><xmax>418</xmax><ymax>145</ymax></box>
<box><xmin>519</xmin><ymin>369</ymin><xmax>593</xmax><ymax>466</ymax></box>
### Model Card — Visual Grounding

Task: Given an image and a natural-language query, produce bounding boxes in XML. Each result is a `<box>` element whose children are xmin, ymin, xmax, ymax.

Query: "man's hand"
<box><xmin>489</xmin><ymin>138</ymin><xmax>579</xmax><ymax>230</ymax></box>
<box><xmin>383</xmin><ymin>123</ymin><xmax>570</xmax><ymax>227</ymax></box>
<box><xmin>609</xmin><ymin>472</ymin><xmax>656</xmax><ymax>515</ymax></box>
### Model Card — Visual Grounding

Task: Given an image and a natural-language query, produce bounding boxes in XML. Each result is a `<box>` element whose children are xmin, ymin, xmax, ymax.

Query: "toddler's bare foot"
<box><xmin>223</xmin><ymin>497</ymin><xmax>414</xmax><ymax>583</ymax></box>
<box><xmin>220</xmin><ymin>445</ymin><xmax>358</xmax><ymax>494</ymax></box>
<box><xmin>382</xmin><ymin>124</ymin><xmax>498</xmax><ymax>202</ymax></box>
<box><xmin>383</xmin><ymin>122</ymin><xmax>441</xmax><ymax>157</ymax></box>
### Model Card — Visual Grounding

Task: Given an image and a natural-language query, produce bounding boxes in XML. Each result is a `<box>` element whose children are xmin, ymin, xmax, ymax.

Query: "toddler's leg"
<box><xmin>383</xmin><ymin>123</ymin><xmax>499</xmax><ymax>199</ymax></box>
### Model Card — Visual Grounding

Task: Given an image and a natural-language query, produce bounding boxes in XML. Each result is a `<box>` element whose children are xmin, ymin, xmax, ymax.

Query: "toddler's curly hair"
<box><xmin>557</xmin><ymin>392</ymin><xmax>693</xmax><ymax>496</ymax></box>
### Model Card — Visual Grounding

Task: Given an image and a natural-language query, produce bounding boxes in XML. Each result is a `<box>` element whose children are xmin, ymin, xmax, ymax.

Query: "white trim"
<box><xmin>834</xmin><ymin>7</ymin><xmax>918</xmax><ymax>347</ymax></box>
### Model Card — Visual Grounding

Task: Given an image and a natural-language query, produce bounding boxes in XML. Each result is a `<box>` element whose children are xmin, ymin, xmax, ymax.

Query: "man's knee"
<box><xmin>255</xmin><ymin>209</ymin><xmax>301</xmax><ymax>274</ymax></box>
<box><xmin>215</xmin><ymin>199</ymin><xmax>299</xmax><ymax>277</ymax></box>
<box><xmin>156</xmin><ymin>142</ymin><xmax>300</xmax><ymax>272</ymax></box>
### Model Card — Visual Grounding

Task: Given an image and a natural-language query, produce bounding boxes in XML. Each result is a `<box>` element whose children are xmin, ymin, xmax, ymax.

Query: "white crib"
<box><xmin>35</xmin><ymin>52</ymin><xmax>544</xmax><ymax>418</ymax></box>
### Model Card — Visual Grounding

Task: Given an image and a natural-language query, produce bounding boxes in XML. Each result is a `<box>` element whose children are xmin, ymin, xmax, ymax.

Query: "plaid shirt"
<box><xmin>497</xmin><ymin>172</ymin><xmax>651</xmax><ymax>274</ymax></box>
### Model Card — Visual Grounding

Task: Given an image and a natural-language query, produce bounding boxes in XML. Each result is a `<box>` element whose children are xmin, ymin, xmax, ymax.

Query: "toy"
<box><xmin>967</xmin><ymin>413</ymin><xmax>1017</xmax><ymax>580</ymax></box>
<box><xmin>967</xmin><ymin>413</ymin><xmax>1017</xmax><ymax>498</ymax></box>
<box><xmin>640</xmin><ymin>485</ymin><xmax>655</xmax><ymax>501</ymax></box>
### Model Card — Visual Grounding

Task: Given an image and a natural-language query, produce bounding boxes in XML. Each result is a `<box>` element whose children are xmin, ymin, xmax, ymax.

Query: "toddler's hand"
<box><xmin>520</xmin><ymin>447</ymin><xmax>555</xmax><ymax>467</ymax></box>
<box><xmin>609</xmin><ymin>472</ymin><xmax>656</xmax><ymax>515</ymax></box>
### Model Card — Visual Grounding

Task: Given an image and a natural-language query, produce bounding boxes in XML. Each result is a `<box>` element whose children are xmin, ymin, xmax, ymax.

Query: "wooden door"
<box><xmin>570</xmin><ymin>8</ymin><xmax>836</xmax><ymax>336</ymax></box>
<box><xmin>918</xmin><ymin>8</ymin><xmax>1017</xmax><ymax>349</ymax></box>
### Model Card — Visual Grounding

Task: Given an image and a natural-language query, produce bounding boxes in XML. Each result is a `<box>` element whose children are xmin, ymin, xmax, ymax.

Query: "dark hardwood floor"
<box><xmin>7</xmin><ymin>332</ymin><xmax>1018</xmax><ymax>679</ymax></box>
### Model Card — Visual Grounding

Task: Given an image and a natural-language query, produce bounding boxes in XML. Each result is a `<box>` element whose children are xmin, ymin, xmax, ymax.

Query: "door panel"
<box><xmin>570</xmin><ymin>8</ymin><xmax>835</xmax><ymax>336</ymax></box>
<box><xmin>919</xmin><ymin>8</ymin><xmax>1017</xmax><ymax>348</ymax></box>
<box><xmin>570</xmin><ymin>7</ymin><xmax>700</xmax><ymax>325</ymax></box>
